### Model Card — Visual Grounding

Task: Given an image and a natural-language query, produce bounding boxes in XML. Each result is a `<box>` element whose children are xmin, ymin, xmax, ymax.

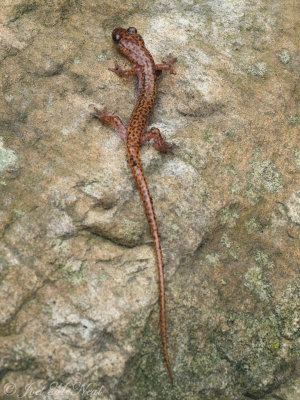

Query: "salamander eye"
<box><xmin>127</xmin><ymin>27</ymin><xmax>137</xmax><ymax>34</ymax></box>
<box><xmin>113</xmin><ymin>33</ymin><xmax>121</xmax><ymax>42</ymax></box>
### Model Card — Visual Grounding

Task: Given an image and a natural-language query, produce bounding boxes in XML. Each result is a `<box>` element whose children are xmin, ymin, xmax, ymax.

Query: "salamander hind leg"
<box><xmin>141</xmin><ymin>127</ymin><xmax>174</xmax><ymax>153</ymax></box>
<box><xmin>92</xmin><ymin>107</ymin><xmax>127</xmax><ymax>141</ymax></box>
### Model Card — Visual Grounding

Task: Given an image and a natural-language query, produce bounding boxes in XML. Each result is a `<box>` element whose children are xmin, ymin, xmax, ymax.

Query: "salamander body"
<box><xmin>93</xmin><ymin>27</ymin><xmax>176</xmax><ymax>382</ymax></box>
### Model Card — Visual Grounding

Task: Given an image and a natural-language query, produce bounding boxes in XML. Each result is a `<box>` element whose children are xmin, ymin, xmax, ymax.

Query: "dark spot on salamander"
<box><xmin>133</xmin><ymin>160</ymin><xmax>137</xmax><ymax>166</ymax></box>
<box><xmin>155</xmin><ymin>69</ymin><xmax>162</xmax><ymax>76</ymax></box>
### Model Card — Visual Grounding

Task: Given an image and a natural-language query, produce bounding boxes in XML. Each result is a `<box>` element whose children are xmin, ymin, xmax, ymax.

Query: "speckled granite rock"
<box><xmin>0</xmin><ymin>1</ymin><xmax>299</xmax><ymax>399</ymax></box>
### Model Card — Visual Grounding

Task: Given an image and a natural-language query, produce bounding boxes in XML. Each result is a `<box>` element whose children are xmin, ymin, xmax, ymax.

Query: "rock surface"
<box><xmin>0</xmin><ymin>1</ymin><xmax>299</xmax><ymax>399</ymax></box>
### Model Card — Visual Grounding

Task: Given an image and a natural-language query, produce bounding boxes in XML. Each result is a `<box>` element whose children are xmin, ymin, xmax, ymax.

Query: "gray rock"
<box><xmin>0</xmin><ymin>0</ymin><xmax>299</xmax><ymax>399</ymax></box>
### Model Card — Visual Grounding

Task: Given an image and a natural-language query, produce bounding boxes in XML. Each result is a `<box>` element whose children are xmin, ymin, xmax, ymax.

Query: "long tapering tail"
<box><xmin>127</xmin><ymin>146</ymin><xmax>173</xmax><ymax>383</ymax></box>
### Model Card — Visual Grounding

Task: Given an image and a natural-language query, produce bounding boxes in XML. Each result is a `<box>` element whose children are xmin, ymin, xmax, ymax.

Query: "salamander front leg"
<box><xmin>141</xmin><ymin>127</ymin><xmax>174</xmax><ymax>153</ymax></box>
<box><xmin>92</xmin><ymin>107</ymin><xmax>127</xmax><ymax>141</ymax></box>
<box><xmin>155</xmin><ymin>53</ymin><xmax>177</xmax><ymax>75</ymax></box>
<box><xmin>108</xmin><ymin>60</ymin><xmax>137</xmax><ymax>77</ymax></box>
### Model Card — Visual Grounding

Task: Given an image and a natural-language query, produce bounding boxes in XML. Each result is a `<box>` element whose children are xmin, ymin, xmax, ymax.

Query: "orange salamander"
<box><xmin>93</xmin><ymin>27</ymin><xmax>176</xmax><ymax>382</ymax></box>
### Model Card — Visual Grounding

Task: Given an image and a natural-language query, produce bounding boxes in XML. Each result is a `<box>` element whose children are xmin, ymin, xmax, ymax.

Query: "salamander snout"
<box><xmin>111</xmin><ymin>27</ymin><xmax>145</xmax><ymax>60</ymax></box>
<box><xmin>112</xmin><ymin>28</ymin><xmax>124</xmax><ymax>43</ymax></box>
<box><xmin>112</xmin><ymin>27</ymin><xmax>138</xmax><ymax>43</ymax></box>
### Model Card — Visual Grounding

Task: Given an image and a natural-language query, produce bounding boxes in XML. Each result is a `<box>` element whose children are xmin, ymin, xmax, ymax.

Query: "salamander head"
<box><xmin>112</xmin><ymin>27</ymin><xmax>149</xmax><ymax>65</ymax></box>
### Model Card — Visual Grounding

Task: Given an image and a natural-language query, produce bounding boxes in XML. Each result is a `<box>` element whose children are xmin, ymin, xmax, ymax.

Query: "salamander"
<box><xmin>93</xmin><ymin>26</ymin><xmax>176</xmax><ymax>382</ymax></box>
